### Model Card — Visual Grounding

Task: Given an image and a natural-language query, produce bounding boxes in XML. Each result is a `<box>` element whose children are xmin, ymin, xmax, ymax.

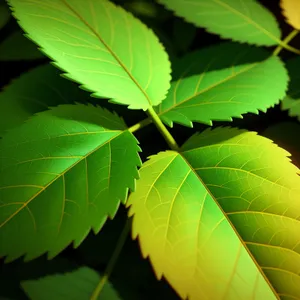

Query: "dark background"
<box><xmin>0</xmin><ymin>0</ymin><xmax>299</xmax><ymax>299</ymax></box>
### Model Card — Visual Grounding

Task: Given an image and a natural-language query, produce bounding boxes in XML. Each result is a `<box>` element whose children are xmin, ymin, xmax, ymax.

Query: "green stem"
<box><xmin>274</xmin><ymin>29</ymin><xmax>299</xmax><ymax>56</ymax></box>
<box><xmin>90</xmin><ymin>219</ymin><xmax>131</xmax><ymax>300</ymax></box>
<box><xmin>147</xmin><ymin>106</ymin><xmax>179</xmax><ymax>151</ymax></box>
<box><xmin>128</xmin><ymin>117</ymin><xmax>152</xmax><ymax>133</ymax></box>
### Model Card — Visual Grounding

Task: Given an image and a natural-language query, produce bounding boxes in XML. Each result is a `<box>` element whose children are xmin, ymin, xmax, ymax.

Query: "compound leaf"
<box><xmin>0</xmin><ymin>1</ymin><xmax>10</xmax><ymax>30</ymax></box>
<box><xmin>0</xmin><ymin>103</ymin><xmax>141</xmax><ymax>262</ymax></box>
<box><xmin>156</xmin><ymin>43</ymin><xmax>288</xmax><ymax>127</ymax></box>
<box><xmin>21</xmin><ymin>267</ymin><xmax>121</xmax><ymax>300</ymax></box>
<box><xmin>280</xmin><ymin>0</ymin><xmax>300</xmax><ymax>30</ymax></box>
<box><xmin>0</xmin><ymin>64</ymin><xmax>91</xmax><ymax>136</ymax></box>
<box><xmin>7</xmin><ymin>0</ymin><xmax>171</xmax><ymax>110</ymax></box>
<box><xmin>158</xmin><ymin>0</ymin><xmax>281</xmax><ymax>46</ymax></box>
<box><xmin>0</xmin><ymin>30</ymin><xmax>45</xmax><ymax>61</ymax></box>
<box><xmin>281</xmin><ymin>56</ymin><xmax>300</xmax><ymax>120</ymax></box>
<box><xmin>127</xmin><ymin>127</ymin><xmax>300</xmax><ymax>300</ymax></box>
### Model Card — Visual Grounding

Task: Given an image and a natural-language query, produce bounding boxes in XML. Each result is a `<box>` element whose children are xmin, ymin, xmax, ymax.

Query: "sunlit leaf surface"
<box><xmin>280</xmin><ymin>0</ymin><xmax>300</xmax><ymax>30</ymax></box>
<box><xmin>7</xmin><ymin>0</ymin><xmax>171</xmax><ymax>109</ymax></box>
<box><xmin>128</xmin><ymin>127</ymin><xmax>300</xmax><ymax>300</ymax></box>
<box><xmin>156</xmin><ymin>43</ymin><xmax>288</xmax><ymax>127</ymax></box>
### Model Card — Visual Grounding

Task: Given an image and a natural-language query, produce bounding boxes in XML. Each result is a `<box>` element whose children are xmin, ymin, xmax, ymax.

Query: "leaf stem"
<box><xmin>274</xmin><ymin>29</ymin><xmax>299</xmax><ymax>56</ymax></box>
<box><xmin>128</xmin><ymin>117</ymin><xmax>152</xmax><ymax>133</ymax></box>
<box><xmin>90</xmin><ymin>219</ymin><xmax>131</xmax><ymax>300</ymax></box>
<box><xmin>147</xmin><ymin>106</ymin><xmax>179</xmax><ymax>151</ymax></box>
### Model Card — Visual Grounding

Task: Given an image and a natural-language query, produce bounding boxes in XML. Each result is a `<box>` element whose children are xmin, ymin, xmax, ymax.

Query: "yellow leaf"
<box><xmin>281</xmin><ymin>0</ymin><xmax>300</xmax><ymax>30</ymax></box>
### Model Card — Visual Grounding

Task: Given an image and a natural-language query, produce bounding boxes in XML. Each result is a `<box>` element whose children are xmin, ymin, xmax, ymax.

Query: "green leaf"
<box><xmin>281</xmin><ymin>56</ymin><xmax>300</xmax><ymax>120</ymax></box>
<box><xmin>127</xmin><ymin>127</ymin><xmax>300</xmax><ymax>300</ymax></box>
<box><xmin>0</xmin><ymin>256</ymin><xmax>77</xmax><ymax>299</ymax></box>
<box><xmin>7</xmin><ymin>0</ymin><xmax>171</xmax><ymax>110</ymax></box>
<box><xmin>158</xmin><ymin>0</ymin><xmax>281</xmax><ymax>46</ymax></box>
<box><xmin>0</xmin><ymin>1</ymin><xmax>10</xmax><ymax>30</ymax></box>
<box><xmin>0</xmin><ymin>30</ymin><xmax>45</xmax><ymax>61</ymax></box>
<box><xmin>156</xmin><ymin>43</ymin><xmax>288</xmax><ymax>127</ymax></box>
<box><xmin>282</xmin><ymin>97</ymin><xmax>300</xmax><ymax>120</ymax></box>
<box><xmin>0</xmin><ymin>103</ymin><xmax>141</xmax><ymax>262</ymax></box>
<box><xmin>0</xmin><ymin>64</ymin><xmax>91</xmax><ymax>136</ymax></box>
<box><xmin>21</xmin><ymin>267</ymin><xmax>121</xmax><ymax>300</ymax></box>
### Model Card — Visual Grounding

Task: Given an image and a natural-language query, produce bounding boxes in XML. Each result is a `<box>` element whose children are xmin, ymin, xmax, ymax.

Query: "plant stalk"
<box><xmin>90</xmin><ymin>219</ymin><xmax>131</xmax><ymax>300</ymax></box>
<box><xmin>128</xmin><ymin>117</ymin><xmax>152</xmax><ymax>133</ymax></box>
<box><xmin>147</xmin><ymin>106</ymin><xmax>179</xmax><ymax>151</ymax></box>
<box><xmin>274</xmin><ymin>29</ymin><xmax>299</xmax><ymax>56</ymax></box>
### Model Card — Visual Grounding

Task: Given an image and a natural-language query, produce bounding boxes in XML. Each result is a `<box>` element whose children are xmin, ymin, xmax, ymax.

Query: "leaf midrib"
<box><xmin>0</xmin><ymin>130</ymin><xmax>124</xmax><ymax>229</ymax></box>
<box><xmin>61</xmin><ymin>0</ymin><xmax>153</xmax><ymax>107</ymax></box>
<box><xmin>178</xmin><ymin>151</ymin><xmax>280</xmax><ymax>299</ymax></box>
<box><xmin>159</xmin><ymin>62</ymin><xmax>259</xmax><ymax>115</ymax></box>
<box><xmin>212</xmin><ymin>0</ymin><xmax>280</xmax><ymax>43</ymax></box>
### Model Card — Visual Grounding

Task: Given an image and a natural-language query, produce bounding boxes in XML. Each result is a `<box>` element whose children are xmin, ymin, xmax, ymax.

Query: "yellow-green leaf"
<box><xmin>280</xmin><ymin>0</ymin><xmax>300</xmax><ymax>30</ymax></box>
<box><xmin>7</xmin><ymin>0</ymin><xmax>171</xmax><ymax>110</ymax></box>
<box><xmin>127</xmin><ymin>127</ymin><xmax>300</xmax><ymax>300</ymax></box>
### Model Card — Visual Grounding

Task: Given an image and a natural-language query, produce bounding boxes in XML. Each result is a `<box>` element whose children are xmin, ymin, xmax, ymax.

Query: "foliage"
<box><xmin>0</xmin><ymin>0</ymin><xmax>300</xmax><ymax>299</ymax></box>
<box><xmin>21</xmin><ymin>267</ymin><xmax>121</xmax><ymax>300</ymax></box>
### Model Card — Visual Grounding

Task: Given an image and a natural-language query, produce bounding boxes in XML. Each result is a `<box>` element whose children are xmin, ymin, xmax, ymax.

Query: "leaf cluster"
<box><xmin>0</xmin><ymin>0</ymin><xmax>300</xmax><ymax>299</ymax></box>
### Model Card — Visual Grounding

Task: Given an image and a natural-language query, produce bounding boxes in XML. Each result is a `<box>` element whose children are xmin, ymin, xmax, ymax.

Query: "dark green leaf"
<box><xmin>0</xmin><ymin>30</ymin><xmax>45</xmax><ymax>61</ymax></box>
<box><xmin>281</xmin><ymin>56</ymin><xmax>300</xmax><ymax>120</ymax></box>
<box><xmin>0</xmin><ymin>64</ymin><xmax>90</xmax><ymax>136</ymax></box>
<box><xmin>0</xmin><ymin>1</ymin><xmax>10</xmax><ymax>30</ymax></box>
<box><xmin>21</xmin><ymin>267</ymin><xmax>121</xmax><ymax>300</ymax></box>
<box><xmin>0</xmin><ymin>104</ymin><xmax>141</xmax><ymax>262</ymax></box>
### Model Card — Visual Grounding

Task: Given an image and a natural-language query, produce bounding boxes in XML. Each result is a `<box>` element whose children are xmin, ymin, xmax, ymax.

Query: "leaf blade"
<box><xmin>0</xmin><ymin>103</ymin><xmax>141</xmax><ymax>262</ymax></box>
<box><xmin>0</xmin><ymin>64</ymin><xmax>91</xmax><ymax>136</ymax></box>
<box><xmin>21</xmin><ymin>267</ymin><xmax>121</xmax><ymax>300</ymax></box>
<box><xmin>158</xmin><ymin>0</ymin><xmax>281</xmax><ymax>46</ymax></box>
<box><xmin>156</xmin><ymin>43</ymin><xmax>288</xmax><ymax>127</ymax></box>
<box><xmin>127</xmin><ymin>127</ymin><xmax>300</xmax><ymax>299</ymax></box>
<box><xmin>7</xmin><ymin>0</ymin><xmax>171</xmax><ymax>109</ymax></box>
<box><xmin>280</xmin><ymin>0</ymin><xmax>300</xmax><ymax>30</ymax></box>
